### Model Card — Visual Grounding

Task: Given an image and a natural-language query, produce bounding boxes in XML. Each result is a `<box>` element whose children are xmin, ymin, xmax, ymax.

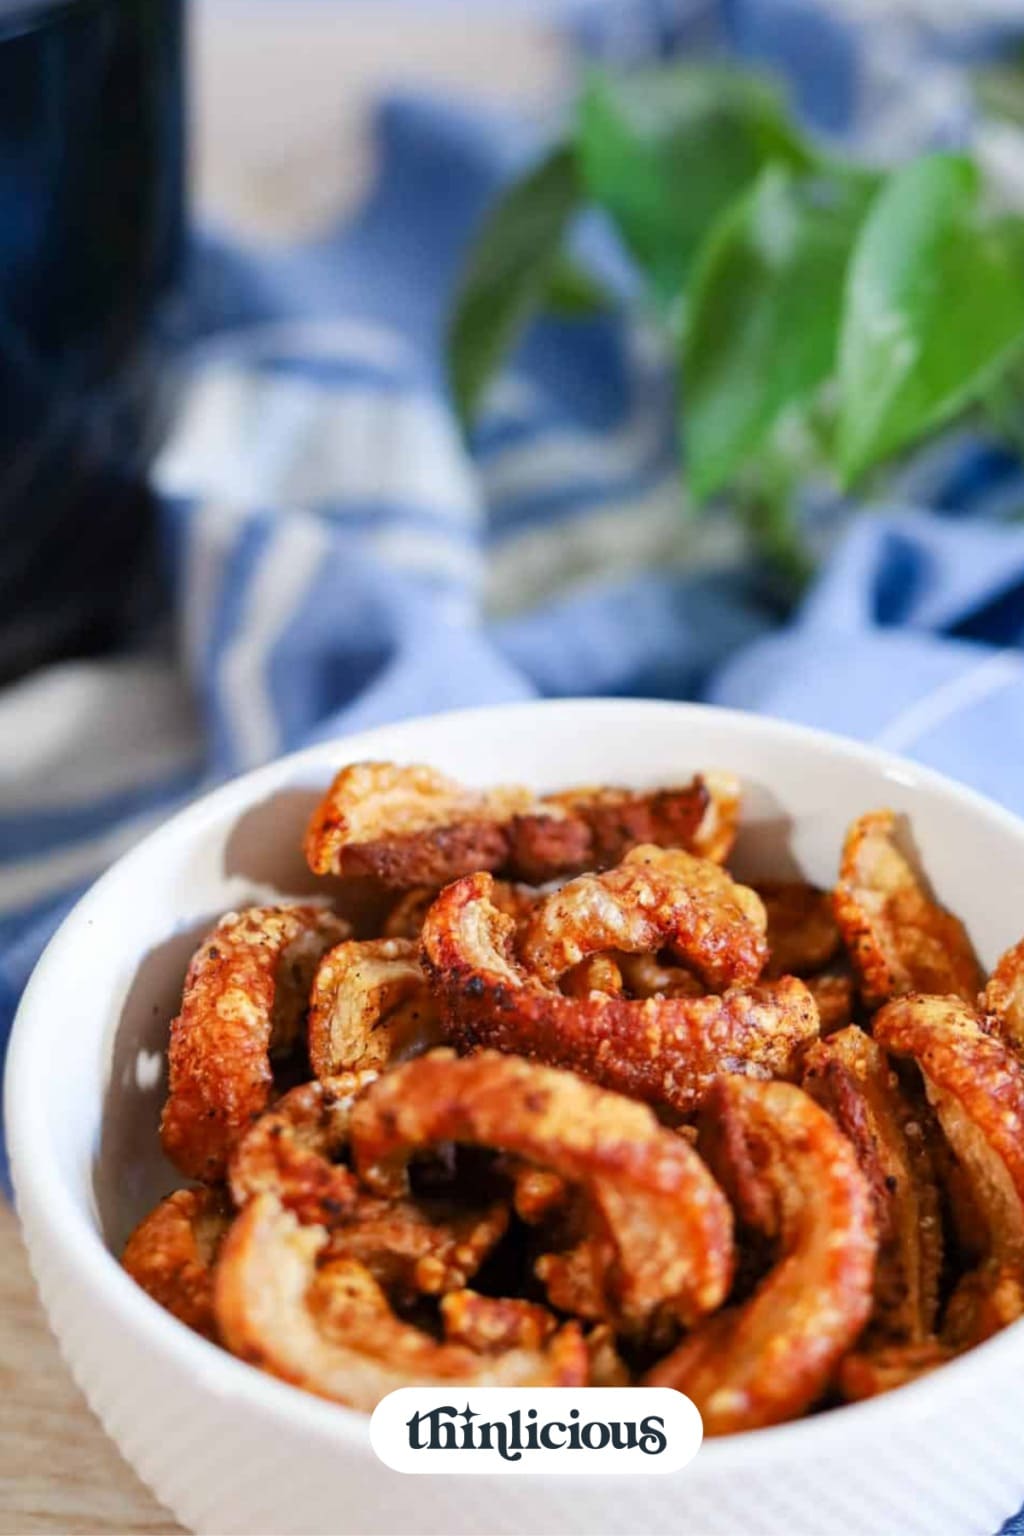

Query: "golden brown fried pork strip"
<box><xmin>229</xmin><ymin>1075</ymin><xmax>507</xmax><ymax>1300</ymax></box>
<box><xmin>832</xmin><ymin>811</ymin><xmax>981</xmax><ymax>1009</ymax></box>
<box><xmin>981</xmin><ymin>936</ymin><xmax>1024</xmax><ymax>1058</ymax></box>
<box><xmin>326</xmin><ymin>1198</ymin><xmax>510</xmax><ymax>1301</ymax></box>
<box><xmin>519</xmin><ymin>845</ymin><xmax>767</xmax><ymax>992</ymax></box>
<box><xmin>303</xmin><ymin>762</ymin><xmax>534</xmax><ymax>885</ymax></box>
<box><xmin>645</xmin><ymin>1079</ymin><xmax>876</xmax><ymax>1434</ymax></box>
<box><xmin>122</xmin><ymin>1188</ymin><xmax>232</xmax><ymax>1342</ymax></box>
<box><xmin>616</xmin><ymin>952</ymin><xmax>706</xmax><ymax>999</ymax></box>
<box><xmin>759</xmin><ymin>881</ymin><xmax>840</xmax><ymax>979</ymax></box>
<box><xmin>305</xmin><ymin>761</ymin><xmax>740</xmax><ymax>888</ymax></box>
<box><xmin>873</xmin><ymin>995</ymin><xmax>1024</xmax><ymax>1266</ymax></box>
<box><xmin>870</xmin><ymin>995</ymin><xmax>1024</xmax><ymax>1374</ymax></box>
<box><xmin>421</xmin><ymin>872</ymin><xmax>817</xmax><ymax>1116</ymax></box>
<box><xmin>160</xmin><ymin>905</ymin><xmax>349</xmax><ymax>1182</ymax></box>
<box><xmin>228</xmin><ymin>1074</ymin><xmax>370</xmax><ymax>1225</ymax></box>
<box><xmin>215</xmin><ymin>1196</ymin><xmax>586</xmax><ymax>1411</ymax></box>
<box><xmin>802</xmin><ymin>1026</ymin><xmax>942</xmax><ymax>1344</ymax></box>
<box><xmin>440</xmin><ymin>1290</ymin><xmax>558</xmax><ymax>1353</ymax></box>
<box><xmin>560</xmin><ymin>952</ymin><xmax>626</xmax><ymax>998</ymax></box>
<box><xmin>308</xmin><ymin>938</ymin><xmax>441</xmax><ymax>1079</ymax></box>
<box><xmin>838</xmin><ymin>1340</ymin><xmax>952</xmax><ymax>1402</ymax></box>
<box><xmin>506</xmin><ymin>771</ymin><xmax>740</xmax><ymax>881</ymax></box>
<box><xmin>350</xmin><ymin>1049</ymin><xmax>734</xmax><ymax>1334</ymax></box>
<box><xmin>805</xmin><ymin>971</ymin><xmax>855</xmax><ymax>1033</ymax></box>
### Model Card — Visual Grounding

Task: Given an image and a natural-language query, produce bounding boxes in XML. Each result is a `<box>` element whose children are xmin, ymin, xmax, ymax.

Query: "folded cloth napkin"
<box><xmin>4</xmin><ymin>10</ymin><xmax>1024</xmax><ymax>1520</ymax></box>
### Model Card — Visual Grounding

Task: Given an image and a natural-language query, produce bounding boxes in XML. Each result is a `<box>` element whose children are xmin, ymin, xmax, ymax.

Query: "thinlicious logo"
<box><xmin>370</xmin><ymin>1388</ymin><xmax>702</xmax><ymax>1475</ymax></box>
<box><xmin>406</xmin><ymin>1402</ymin><xmax>669</xmax><ymax>1461</ymax></box>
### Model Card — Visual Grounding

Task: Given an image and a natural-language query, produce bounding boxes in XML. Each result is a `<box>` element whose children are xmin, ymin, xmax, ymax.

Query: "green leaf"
<box><xmin>974</xmin><ymin>49</ymin><xmax>1024</xmax><ymax>130</ymax></box>
<box><xmin>683</xmin><ymin>166</ymin><xmax>874</xmax><ymax>500</ymax></box>
<box><xmin>541</xmin><ymin>255</ymin><xmax>614</xmax><ymax>319</ymax></box>
<box><xmin>837</xmin><ymin>154</ymin><xmax>1024</xmax><ymax>484</ymax></box>
<box><xmin>447</xmin><ymin>145</ymin><xmax>581</xmax><ymax>424</ymax></box>
<box><xmin>575</xmin><ymin>64</ymin><xmax>811</xmax><ymax>307</ymax></box>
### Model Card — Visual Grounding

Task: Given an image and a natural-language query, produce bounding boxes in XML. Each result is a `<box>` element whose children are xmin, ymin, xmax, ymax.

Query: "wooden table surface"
<box><xmin>2</xmin><ymin>7</ymin><xmax>564</xmax><ymax>1532</ymax></box>
<box><xmin>0</xmin><ymin>1202</ymin><xmax>181</xmax><ymax>1536</ymax></box>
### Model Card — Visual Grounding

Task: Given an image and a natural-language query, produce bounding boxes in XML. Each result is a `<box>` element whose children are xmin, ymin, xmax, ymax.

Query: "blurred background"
<box><xmin>7</xmin><ymin>0</ymin><xmax>1024</xmax><ymax>1029</ymax></box>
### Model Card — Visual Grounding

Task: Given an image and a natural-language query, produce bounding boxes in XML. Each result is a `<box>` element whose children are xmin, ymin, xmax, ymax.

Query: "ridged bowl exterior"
<box><xmin>9</xmin><ymin>700</ymin><xmax>1024</xmax><ymax>1535</ymax></box>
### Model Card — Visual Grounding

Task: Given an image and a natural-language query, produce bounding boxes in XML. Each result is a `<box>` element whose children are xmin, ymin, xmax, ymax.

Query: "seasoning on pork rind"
<box><xmin>228</xmin><ymin>1074</ymin><xmax>371</xmax><ymax>1226</ymax></box>
<box><xmin>422</xmin><ymin>872</ymin><xmax>816</xmax><ymax>1117</ymax></box>
<box><xmin>519</xmin><ymin>844</ymin><xmax>767</xmax><ymax>992</ymax></box>
<box><xmin>440</xmin><ymin>1290</ymin><xmax>558</xmax><ymax>1353</ymax></box>
<box><xmin>122</xmin><ymin>1187</ymin><xmax>232</xmax><ymax>1342</ymax></box>
<box><xmin>160</xmin><ymin>905</ymin><xmax>349</xmax><ymax>1182</ymax></box>
<box><xmin>645</xmin><ymin>1079</ymin><xmax>876</xmax><ymax>1434</ymax></box>
<box><xmin>833</xmin><ymin>810</ymin><xmax>981</xmax><ymax>1008</ymax></box>
<box><xmin>350</xmin><ymin>1048</ymin><xmax>734</xmax><ymax>1334</ymax></box>
<box><xmin>230</xmin><ymin>1074</ymin><xmax>508</xmax><ymax>1300</ymax></box>
<box><xmin>616</xmin><ymin>951</ymin><xmax>706</xmax><ymax>1000</ymax></box>
<box><xmin>308</xmin><ymin>937</ymin><xmax>440</xmax><ymax>1079</ymax></box>
<box><xmin>215</xmin><ymin>1196</ymin><xmax>587</xmax><ymax>1411</ymax></box>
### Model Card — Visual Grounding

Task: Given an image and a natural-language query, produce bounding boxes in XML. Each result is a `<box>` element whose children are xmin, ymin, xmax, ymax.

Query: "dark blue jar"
<box><xmin>0</xmin><ymin>0</ymin><xmax>186</xmax><ymax>680</ymax></box>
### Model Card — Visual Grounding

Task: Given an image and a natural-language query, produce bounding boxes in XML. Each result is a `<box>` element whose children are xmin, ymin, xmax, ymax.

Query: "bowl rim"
<box><xmin>9</xmin><ymin>695</ymin><xmax>1024</xmax><ymax>1470</ymax></box>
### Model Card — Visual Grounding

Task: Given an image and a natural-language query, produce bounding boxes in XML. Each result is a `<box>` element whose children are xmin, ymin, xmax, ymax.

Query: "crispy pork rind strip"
<box><xmin>229</xmin><ymin>1075</ymin><xmax>508</xmax><ymax>1299</ymax></box>
<box><xmin>833</xmin><ymin>810</ymin><xmax>982</xmax><ymax>1009</ymax></box>
<box><xmin>304</xmin><ymin>762</ymin><xmax>536</xmax><ymax>886</ymax></box>
<box><xmin>841</xmin><ymin>1262</ymin><xmax>1024</xmax><ymax>1403</ymax></box>
<box><xmin>645</xmin><ymin>1079</ymin><xmax>876</xmax><ymax>1434</ymax></box>
<box><xmin>506</xmin><ymin>771</ymin><xmax>741</xmax><ymax>881</ymax></box>
<box><xmin>160</xmin><ymin>905</ymin><xmax>350</xmax><ymax>1182</ymax></box>
<box><xmin>229</xmin><ymin>1074</ymin><xmax>371</xmax><ymax>1223</ymax></box>
<box><xmin>805</xmin><ymin>971</ymin><xmax>855</xmax><ymax>1033</ymax></box>
<box><xmin>759</xmin><ymin>881</ymin><xmax>841</xmax><ymax>979</ymax></box>
<box><xmin>519</xmin><ymin>845</ymin><xmax>767</xmax><ymax>991</ymax></box>
<box><xmin>981</xmin><ymin>936</ymin><xmax>1024</xmax><ymax>1058</ymax></box>
<box><xmin>326</xmin><ymin>1196</ymin><xmax>509</xmax><ymax>1301</ymax></box>
<box><xmin>586</xmin><ymin>1324</ymin><xmax>632</xmax><ymax>1386</ymax></box>
<box><xmin>384</xmin><ymin>880</ymin><xmax>540</xmax><ymax>940</ymax></box>
<box><xmin>305</xmin><ymin>761</ymin><xmax>741</xmax><ymax>889</ymax></box>
<box><xmin>873</xmin><ymin>996</ymin><xmax>1024</xmax><ymax>1264</ymax></box>
<box><xmin>838</xmin><ymin>1340</ymin><xmax>953</xmax><ymax>1402</ymax></box>
<box><xmin>561</xmin><ymin>953</ymin><xmax>625</xmax><ymax>999</ymax></box>
<box><xmin>350</xmin><ymin>1049</ymin><xmax>734</xmax><ymax>1334</ymax></box>
<box><xmin>215</xmin><ymin>1195</ymin><xmax>586</xmax><ymax>1411</ymax></box>
<box><xmin>841</xmin><ymin>994</ymin><xmax>1024</xmax><ymax>1402</ymax></box>
<box><xmin>308</xmin><ymin>938</ymin><xmax>441</xmax><ymax>1079</ymax></box>
<box><xmin>874</xmin><ymin>995</ymin><xmax>1024</xmax><ymax>1347</ymax></box>
<box><xmin>122</xmin><ymin>1188</ymin><xmax>232</xmax><ymax>1342</ymax></box>
<box><xmin>802</xmin><ymin>1026</ymin><xmax>942</xmax><ymax>1344</ymax></box>
<box><xmin>616</xmin><ymin>952</ymin><xmax>705</xmax><ymax>999</ymax></box>
<box><xmin>440</xmin><ymin>1291</ymin><xmax>558</xmax><ymax>1352</ymax></box>
<box><xmin>421</xmin><ymin>873</ymin><xmax>817</xmax><ymax>1116</ymax></box>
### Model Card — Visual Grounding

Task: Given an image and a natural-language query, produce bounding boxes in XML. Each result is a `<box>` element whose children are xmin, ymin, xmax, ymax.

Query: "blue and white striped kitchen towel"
<box><xmin>6</xmin><ymin>0</ymin><xmax>1024</xmax><ymax>1199</ymax></box>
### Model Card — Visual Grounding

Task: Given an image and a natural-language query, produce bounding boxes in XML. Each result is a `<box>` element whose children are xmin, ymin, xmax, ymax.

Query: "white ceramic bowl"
<box><xmin>8</xmin><ymin>699</ymin><xmax>1024</xmax><ymax>1536</ymax></box>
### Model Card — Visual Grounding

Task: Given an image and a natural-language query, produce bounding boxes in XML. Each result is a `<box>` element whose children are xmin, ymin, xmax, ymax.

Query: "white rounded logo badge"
<box><xmin>370</xmin><ymin>1388</ymin><xmax>702</xmax><ymax>1474</ymax></box>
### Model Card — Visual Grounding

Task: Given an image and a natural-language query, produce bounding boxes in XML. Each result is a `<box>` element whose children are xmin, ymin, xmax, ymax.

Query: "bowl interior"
<box><xmin>13</xmin><ymin>698</ymin><xmax>1024</xmax><ymax>1270</ymax></box>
